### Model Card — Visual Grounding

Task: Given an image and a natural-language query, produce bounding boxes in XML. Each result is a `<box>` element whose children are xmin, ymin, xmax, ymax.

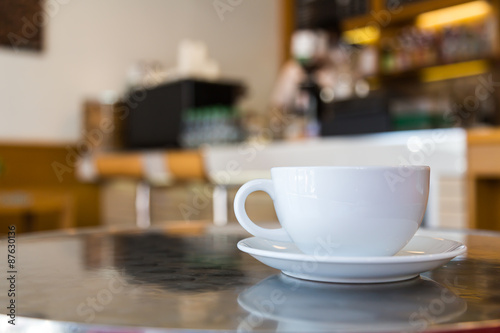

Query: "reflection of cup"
<box><xmin>234</xmin><ymin>166</ymin><xmax>430</xmax><ymax>256</ymax></box>
<box><xmin>238</xmin><ymin>274</ymin><xmax>466</xmax><ymax>332</ymax></box>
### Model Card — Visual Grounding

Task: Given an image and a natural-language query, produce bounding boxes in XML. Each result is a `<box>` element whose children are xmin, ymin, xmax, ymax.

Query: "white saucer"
<box><xmin>237</xmin><ymin>235</ymin><xmax>467</xmax><ymax>283</ymax></box>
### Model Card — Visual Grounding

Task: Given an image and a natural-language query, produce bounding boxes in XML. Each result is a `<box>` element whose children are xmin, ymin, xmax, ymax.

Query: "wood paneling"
<box><xmin>281</xmin><ymin>0</ymin><xmax>294</xmax><ymax>63</ymax></box>
<box><xmin>475</xmin><ymin>178</ymin><xmax>500</xmax><ymax>230</ymax></box>
<box><xmin>467</xmin><ymin>129</ymin><xmax>500</xmax><ymax>231</ymax></box>
<box><xmin>0</xmin><ymin>143</ymin><xmax>100</xmax><ymax>233</ymax></box>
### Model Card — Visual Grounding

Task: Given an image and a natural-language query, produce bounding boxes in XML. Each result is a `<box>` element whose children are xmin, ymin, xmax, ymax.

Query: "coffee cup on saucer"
<box><xmin>234</xmin><ymin>166</ymin><xmax>430</xmax><ymax>257</ymax></box>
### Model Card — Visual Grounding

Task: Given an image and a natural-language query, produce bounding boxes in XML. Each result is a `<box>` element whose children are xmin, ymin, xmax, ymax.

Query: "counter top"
<box><xmin>467</xmin><ymin>128</ymin><xmax>500</xmax><ymax>145</ymax></box>
<box><xmin>81</xmin><ymin>128</ymin><xmax>467</xmax><ymax>184</ymax></box>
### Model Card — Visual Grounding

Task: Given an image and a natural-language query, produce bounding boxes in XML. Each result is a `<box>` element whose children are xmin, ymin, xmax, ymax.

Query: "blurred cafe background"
<box><xmin>1</xmin><ymin>0</ymin><xmax>500</xmax><ymax>234</ymax></box>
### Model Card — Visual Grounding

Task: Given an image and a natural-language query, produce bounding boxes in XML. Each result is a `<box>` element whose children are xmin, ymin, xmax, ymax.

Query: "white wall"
<box><xmin>0</xmin><ymin>0</ymin><xmax>282</xmax><ymax>142</ymax></box>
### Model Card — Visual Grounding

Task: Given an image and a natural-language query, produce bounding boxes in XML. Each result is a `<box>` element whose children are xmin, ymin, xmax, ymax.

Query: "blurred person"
<box><xmin>270</xmin><ymin>21</ymin><xmax>355</xmax><ymax>139</ymax></box>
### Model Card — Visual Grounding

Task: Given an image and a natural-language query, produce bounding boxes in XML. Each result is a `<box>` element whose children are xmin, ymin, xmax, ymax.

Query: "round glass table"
<box><xmin>1</xmin><ymin>225</ymin><xmax>499</xmax><ymax>332</ymax></box>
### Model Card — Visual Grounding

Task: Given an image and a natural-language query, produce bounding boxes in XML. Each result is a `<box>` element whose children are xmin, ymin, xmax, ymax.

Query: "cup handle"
<box><xmin>234</xmin><ymin>179</ymin><xmax>292</xmax><ymax>242</ymax></box>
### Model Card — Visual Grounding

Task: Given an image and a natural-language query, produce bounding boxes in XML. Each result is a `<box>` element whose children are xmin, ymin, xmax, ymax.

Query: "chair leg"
<box><xmin>136</xmin><ymin>181</ymin><xmax>151</xmax><ymax>228</ymax></box>
<box><xmin>213</xmin><ymin>185</ymin><xmax>228</xmax><ymax>226</ymax></box>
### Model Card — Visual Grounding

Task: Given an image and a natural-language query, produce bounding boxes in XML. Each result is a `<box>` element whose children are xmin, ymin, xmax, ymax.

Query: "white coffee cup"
<box><xmin>234</xmin><ymin>166</ymin><xmax>430</xmax><ymax>257</ymax></box>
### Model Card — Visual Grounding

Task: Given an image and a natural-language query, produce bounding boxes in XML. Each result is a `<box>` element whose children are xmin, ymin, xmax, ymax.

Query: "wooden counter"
<box><xmin>467</xmin><ymin>128</ymin><xmax>500</xmax><ymax>230</ymax></box>
<box><xmin>85</xmin><ymin>129</ymin><xmax>468</xmax><ymax>229</ymax></box>
<box><xmin>90</xmin><ymin>149</ymin><xmax>206</xmax><ymax>181</ymax></box>
<box><xmin>0</xmin><ymin>143</ymin><xmax>100</xmax><ymax>233</ymax></box>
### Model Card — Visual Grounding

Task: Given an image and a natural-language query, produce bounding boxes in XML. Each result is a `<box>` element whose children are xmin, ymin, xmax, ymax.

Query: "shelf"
<box><xmin>378</xmin><ymin>58</ymin><xmax>495</xmax><ymax>83</ymax></box>
<box><xmin>342</xmin><ymin>0</ymin><xmax>483</xmax><ymax>30</ymax></box>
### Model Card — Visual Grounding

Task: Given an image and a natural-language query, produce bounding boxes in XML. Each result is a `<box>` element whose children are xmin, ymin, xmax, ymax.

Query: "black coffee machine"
<box><xmin>123</xmin><ymin>79</ymin><xmax>244</xmax><ymax>149</ymax></box>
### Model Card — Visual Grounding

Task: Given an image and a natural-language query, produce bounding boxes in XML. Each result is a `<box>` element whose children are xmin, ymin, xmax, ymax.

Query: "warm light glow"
<box><xmin>421</xmin><ymin>60</ymin><xmax>489</xmax><ymax>82</ymax></box>
<box><xmin>273</xmin><ymin>245</ymin><xmax>287</xmax><ymax>250</ymax></box>
<box><xmin>343</xmin><ymin>26</ymin><xmax>380</xmax><ymax>45</ymax></box>
<box><xmin>416</xmin><ymin>1</ymin><xmax>491</xmax><ymax>29</ymax></box>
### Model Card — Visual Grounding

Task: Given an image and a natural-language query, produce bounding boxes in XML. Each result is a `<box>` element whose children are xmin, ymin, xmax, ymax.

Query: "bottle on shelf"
<box><xmin>380</xmin><ymin>17</ymin><xmax>496</xmax><ymax>74</ymax></box>
<box><xmin>180</xmin><ymin>105</ymin><xmax>242</xmax><ymax>148</ymax></box>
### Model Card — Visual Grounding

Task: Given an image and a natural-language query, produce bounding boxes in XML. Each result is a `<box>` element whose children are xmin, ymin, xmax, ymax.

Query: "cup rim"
<box><xmin>271</xmin><ymin>165</ymin><xmax>430</xmax><ymax>171</ymax></box>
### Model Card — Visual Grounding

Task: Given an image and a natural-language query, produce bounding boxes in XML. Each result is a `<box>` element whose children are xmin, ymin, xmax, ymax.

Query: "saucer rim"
<box><xmin>237</xmin><ymin>235</ymin><xmax>467</xmax><ymax>264</ymax></box>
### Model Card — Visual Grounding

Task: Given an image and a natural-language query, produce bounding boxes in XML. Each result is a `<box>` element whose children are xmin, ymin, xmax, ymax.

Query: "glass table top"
<box><xmin>0</xmin><ymin>225</ymin><xmax>499</xmax><ymax>332</ymax></box>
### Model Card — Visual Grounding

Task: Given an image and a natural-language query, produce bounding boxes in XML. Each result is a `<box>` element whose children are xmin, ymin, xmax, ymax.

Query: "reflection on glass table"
<box><xmin>238</xmin><ymin>274</ymin><xmax>466</xmax><ymax>332</ymax></box>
